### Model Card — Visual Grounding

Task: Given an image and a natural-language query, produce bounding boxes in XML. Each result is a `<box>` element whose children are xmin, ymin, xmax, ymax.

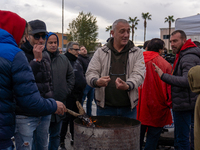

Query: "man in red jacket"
<box><xmin>137</xmin><ymin>38</ymin><xmax>172</xmax><ymax>150</ymax></box>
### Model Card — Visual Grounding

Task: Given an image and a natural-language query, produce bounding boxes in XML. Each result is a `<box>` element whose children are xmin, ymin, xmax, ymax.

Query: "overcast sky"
<box><xmin>1</xmin><ymin>0</ymin><xmax>200</xmax><ymax>45</ymax></box>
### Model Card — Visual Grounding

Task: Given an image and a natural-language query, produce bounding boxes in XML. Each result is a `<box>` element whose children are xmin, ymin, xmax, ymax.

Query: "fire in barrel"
<box><xmin>74</xmin><ymin>116</ymin><xmax>141</xmax><ymax>150</ymax></box>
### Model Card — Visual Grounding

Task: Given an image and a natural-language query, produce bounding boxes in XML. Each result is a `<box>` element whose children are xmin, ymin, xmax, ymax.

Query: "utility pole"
<box><xmin>62</xmin><ymin>0</ymin><xmax>64</xmax><ymax>52</ymax></box>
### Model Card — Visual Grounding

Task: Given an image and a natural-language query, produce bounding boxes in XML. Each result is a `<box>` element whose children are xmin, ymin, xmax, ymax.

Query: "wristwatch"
<box><xmin>33</xmin><ymin>58</ymin><xmax>39</xmax><ymax>62</ymax></box>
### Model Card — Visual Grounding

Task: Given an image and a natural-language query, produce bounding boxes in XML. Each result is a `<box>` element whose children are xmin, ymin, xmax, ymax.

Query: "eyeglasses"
<box><xmin>70</xmin><ymin>48</ymin><xmax>80</xmax><ymax>51</ymax></box>
<box><xmin>31</xmin><ymin>34</ymin><xmax>46</xmax><ymax>40</ymax></box>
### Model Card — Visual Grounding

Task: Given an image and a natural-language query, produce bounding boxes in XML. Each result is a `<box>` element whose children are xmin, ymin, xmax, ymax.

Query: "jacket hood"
<box><xmin>0</xmin><ymin>10</ymin><xmax>26</xmax><ymax>45</ymax></box>
<box><xmin>45</xmin><ymin>32</ymin><xmax>59</xmax><ymax>47</ymax></box>
<box><xmin>188</xmin><ymin>65</ymin><xmax>200</xmax><ymax>93</ymax></box>
<box><xmin>143</xmin><ymin>51</ymin><xmax>159</xmax><ymax>63</ymax></box>
<box><xmin>45</xmin><ymin>32</ymin><xmax>59</xmax><ymax>57</ymax></box>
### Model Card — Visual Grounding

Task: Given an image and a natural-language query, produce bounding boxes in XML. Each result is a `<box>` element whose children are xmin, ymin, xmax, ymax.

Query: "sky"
<box><xmin>1</xmin><ymin>0</ymin><xmax>200</xmax><ymax>46</ymax></box>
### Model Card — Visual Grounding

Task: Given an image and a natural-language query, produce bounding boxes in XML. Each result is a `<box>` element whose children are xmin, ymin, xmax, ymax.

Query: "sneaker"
<box><xmin>60</xmin><ymin>143</ymin><xmax>67</xmax><ymax>150</ymax></box>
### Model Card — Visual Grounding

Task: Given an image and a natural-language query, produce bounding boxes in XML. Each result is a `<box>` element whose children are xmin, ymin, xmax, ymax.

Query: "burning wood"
<box><xmin>78</xmin><ymin>114</ymin><xmax>95</xmax><ymax>127</ymax></box>
<box><xmin>65</xmin><ymin>101</ymin><xmax>95</xmax><ymax>127</ymax></box>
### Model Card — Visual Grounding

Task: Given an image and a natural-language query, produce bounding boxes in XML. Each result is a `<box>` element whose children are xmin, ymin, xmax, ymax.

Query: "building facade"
<box><xmin>54</xmin><ymin>32</ymin><xmax>68</xmax><ymax>52</ymax></box>
<box><xmin>160</xmin><ymin>27</ymin><xmax>175</xmax><ymax>50</ymax></box>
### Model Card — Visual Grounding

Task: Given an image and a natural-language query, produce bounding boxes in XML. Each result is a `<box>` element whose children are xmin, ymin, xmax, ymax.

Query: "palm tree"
<box><xmin>128</xmin><ymin>16</ymin><xmax>139</xmax><ymax>42</ymax></box>
<box><xmin>105</xmin><ymin>25</ymin><xmax>112</xmax><ymax>37</ymax></box>
<box><xmin>165</xmin><ymin>15</ymin><xmax>175</xmax><ymax>51</ymax></box>
<box><xmin>142</xmin><ymin>12</ymin><xmax>152</xmax><ymax>42</ymax></box>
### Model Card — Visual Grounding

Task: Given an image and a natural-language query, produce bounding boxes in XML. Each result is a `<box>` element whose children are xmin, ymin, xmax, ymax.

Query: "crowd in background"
<box><xmin>1</xmin><ymin>10</ymin><xmax>200</xmax><ymax>150</ymax></box>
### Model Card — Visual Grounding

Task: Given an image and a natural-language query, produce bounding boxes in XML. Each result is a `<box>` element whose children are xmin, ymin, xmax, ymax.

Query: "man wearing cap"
<box><xmin>14</xmin><ymin>19</ymin><xmax>54</xmax><ymax>150</ymax></box>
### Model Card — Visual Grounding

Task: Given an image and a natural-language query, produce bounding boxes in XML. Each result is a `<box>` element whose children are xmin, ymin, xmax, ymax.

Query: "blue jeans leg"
<box><xmin>14</xmin><ymin>115</ymin><xmax>39</xmax><ymax>150</ymax></box>
<box><xmin>82</xmin><ymin>85</ymin><xmax>94</xmax><ymax>116</ymax></box>
<box><xmin>32</xmin><ymin>115</ymin><xmax>51</xmax><ymax>150</ymax></box>
<box><xmin>144</xmin><ymin>126</ymin><xmax>163</xmax><ymax>150</ymax></box>
<box><xmin>48</xmin><ymin>120</ymin><xmax>63</xmax><ymax>150</ymax></box>
<box><xmin>86</xmin><ymin>86</ymin><xmax>94</xmax><ymax>116</ymax></box>
<box><xmin>97</xmin><ymin>105</ymin><xmax>137</xmax><ymax>119</ymax></box>
<box><xmin>173</xmin><ymin>110</ymin><xmax>194</xmax><ymax>150</ymax></box>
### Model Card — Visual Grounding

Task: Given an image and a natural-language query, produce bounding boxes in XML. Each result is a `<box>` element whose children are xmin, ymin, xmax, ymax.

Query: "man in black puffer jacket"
<box><xmin>154</xmin><ymin>30</ymin><xmax>200</xmax><ymax>150</ymax></box>
<box><xmin>14</xmin><ymin>20</ymin><xmax>54</xmax><ymax>150</ymax></box>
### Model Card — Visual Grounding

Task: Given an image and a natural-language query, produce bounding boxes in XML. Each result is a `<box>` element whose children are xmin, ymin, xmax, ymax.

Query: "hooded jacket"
<box><xmin>188</xmin><ymin>65</ymin><xmax>200</xmax><ymax>150</ymax></box>
<box><xmin>46</xmin><ymin>32</ymin><xmax>75</xmax><ymax>122</ymax></box>
<box><xmin>86</xmin><ymin>40</ymin><xmax>145</xmax><ymax>109</ymax></box>
<box><xmin>137</xmin><ymin>51</ymin><xmax>172</xmax><ymax>127</ymax></box>
<box><xmin>161</xmin><ymin>39</ymin><xmax>200</xmax><ymax>111</ymax></box>
<box><xmin>0</xmin><ymin>10</ymin><xmax>57</xmax><ymax>149</ymax></box>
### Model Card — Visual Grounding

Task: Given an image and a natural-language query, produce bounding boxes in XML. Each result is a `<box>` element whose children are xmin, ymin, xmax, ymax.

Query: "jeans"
<box><xmin>173</xmin><ymin>110</ymin><xmax>194</xmax><ymax>150</ymax></box>
<box><xmin>14</xmin><ymin>115</ymin><xmax>51</xmax><ymax>150</ymax></box>
<box><xmin>48</xmin><ymin>120</ymin><xmax>63</xmax><ymax>150</ymax></box>
<box><xmin>81</xmin><ymin>84</ymin><xmax>95</xmax><ymax>116</ymax></box>
<box><xmin>97</xmin><ymin>105</ymin><xmax>137</xmax><ymax>119</ymax></box>
<box><xmin>1</xmin><ymin>145</ymin><xmax>14</xmax><ymax>150</ymax></box>
<box><xmin>140</xmin><ymin>125</ymin><xmax>163</xmax><ymax>150</ymax></box>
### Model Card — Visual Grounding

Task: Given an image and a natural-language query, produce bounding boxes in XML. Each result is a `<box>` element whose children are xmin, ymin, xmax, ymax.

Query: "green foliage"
<box><xmin>68</xmin><ymin>11</ymin><xmax>98</xmax><ymax>52</ymax></box>
<box><xmin>142</xmin><ymin>12</ymin><xmax>152</xmax><ymax>42</ymax></box>
<box><xmin>105</xmin><ymin>25</ymin><xmax>112</xmax><ymax>37</ymax></box>
<box><xmin>66</xmin><ymin>33</ymin><xmax>73</xmax><ymax>42</ymax></box>
<box><xmin>164</xmin><ymin>16</ymin><xmax>175</xmax><ymax>23</ymax></box>
<box><xmin>128</xmin><ymin>16</ymin><xmax>140</xmax><ymax>42</ymax></box>
<box><xmin>164</xmin><ymin>15</ymin><xmax>175</xmax><ymax>52</ymax></box>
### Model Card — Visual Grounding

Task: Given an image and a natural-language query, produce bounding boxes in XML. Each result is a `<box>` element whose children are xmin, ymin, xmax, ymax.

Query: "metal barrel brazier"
<box><xmin>74</xmin><ymin>116</ymin><xmax>141</xmax><ymax>150</ymax></box>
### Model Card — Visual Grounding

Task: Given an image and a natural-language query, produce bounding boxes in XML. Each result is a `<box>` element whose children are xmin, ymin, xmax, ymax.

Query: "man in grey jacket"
<box><xmin>86</xmin><ymin>19</ymin><xmax>145</xmax><ymax>119</ymax></box>
<box><xmin>154</xmin><ymin>30</ymin><xmax>200</xmax><ymax>150</ymax></box>
<box><xmin>45</xmin><ymin>32</ymin><xmax>75</xmax><ymax>150</ymax></box>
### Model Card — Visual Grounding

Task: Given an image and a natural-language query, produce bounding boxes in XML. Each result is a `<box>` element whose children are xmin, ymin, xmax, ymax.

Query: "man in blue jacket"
<box><xmin>0</xmin><ymin>10</ymin><xmax>66</xmax><ymax>150</ymax></box>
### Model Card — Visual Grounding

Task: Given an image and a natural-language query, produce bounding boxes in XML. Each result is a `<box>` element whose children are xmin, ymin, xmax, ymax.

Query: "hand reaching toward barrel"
<box><xmin>55</xmin><ymin>101</ymin><xmax>67</xmax><ymax>115</ymax></box>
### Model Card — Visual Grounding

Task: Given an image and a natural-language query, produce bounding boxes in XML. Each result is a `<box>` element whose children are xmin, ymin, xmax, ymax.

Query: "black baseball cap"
<box><xmin>28</xmin><ymin>19</ymin><xmax>48</xmax><ymax>35</ymax></box>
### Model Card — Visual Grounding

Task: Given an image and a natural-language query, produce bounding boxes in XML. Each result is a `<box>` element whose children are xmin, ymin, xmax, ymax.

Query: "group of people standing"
<box><xmin>0</xmin><ymin>10</ymin><xmax>95</xmax><ymax>150</ymax></box>
<box><xmin>85</xmin><ymin>19</ymin><xmax>200</xmax><ymax>150</ymax></box>
<box><xmin>1</xmin><ymin>10</ymin><xmax>200</xmax><ymax>150</ymax></box>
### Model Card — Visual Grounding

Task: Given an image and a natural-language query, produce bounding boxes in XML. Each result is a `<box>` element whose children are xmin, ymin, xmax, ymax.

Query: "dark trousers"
<box><xmin>173</xmin><ymin>110</ymin><xmax>194</xmax><ymax>150</ymax></box>
<box><xmin>140</xmin><ymin>125</ymin><xmax>163</xmax><ymax>150</ymax></box>
<box><xmin>60</xmin><ymin>115</ymin><xmax>75</xmax><ymax>143</ymax></box>
<box><xmin>48</xmin><ymin>120</ymin><xmax>63</xmax><ymax>150</ymax></box>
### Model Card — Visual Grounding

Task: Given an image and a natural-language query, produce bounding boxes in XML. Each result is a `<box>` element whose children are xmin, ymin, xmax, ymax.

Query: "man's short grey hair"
<box><xmin>112</xmin><ymin>19</ymin><xmax>129</xmax><ymax>31</ymax></box>
<box><xmin>66</xmin><ymin>41</ymin><xmax>79</xmax><ymax>51</ymax></box>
